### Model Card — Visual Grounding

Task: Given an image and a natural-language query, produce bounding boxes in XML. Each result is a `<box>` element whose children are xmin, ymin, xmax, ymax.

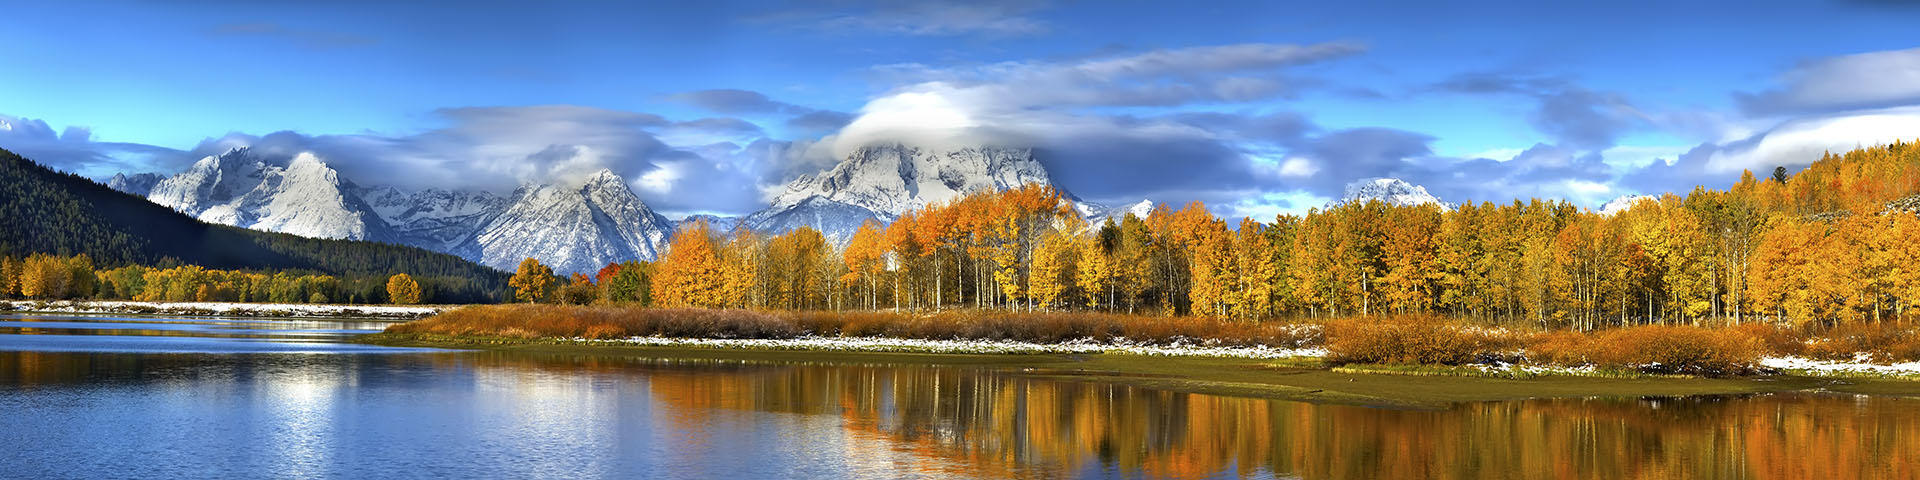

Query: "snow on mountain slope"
<box><xmin>461</xmin><ymin>169</ymin><xmax>674</xmax><ymax>275</ymax></box>
<box><xmin>1078</xmin><ymin>198</ymin><xmax>1156</xmax><ymax>224</ymax></box>
<box><xmin>106</xmin><ymin>172</ymin><xmax>163</xmax><ymax>196</ymax></box>
<box><xmin>766</xmin><ymin>144</ymin><xmax>1051</xmax><ymax>216</ymax></box>
<box><xmin>1599</xmin><ymin>194</ymin><xmax>1658</xmax><ymax>215</ymax></box>
<box><xmin>748</xmin><ymin>144</ymin><xmax>1054</xmax><ymax>240</ymax></box>
<box><xmin>677</xmin><ymin>214</ymin><xmax>745</xmax><ymax>233</ymax></box>
<box><xmin>358</xmin><ymin>185</ymin><xmax>507</xmax><ymax>251</ymax></box>
<box><xmin>145</xmin><ymin>148</ymin><xmax>394</xmax><ymax>241</ymax></box>
<box><xmin>1338</xmin><ymin>177</ymin><xmax>1450</xmax><ymax>209</ymax></box>
<box><xmin>746</xmin><ymin>197</ymin><xmax>883</xmax><ymax>243</ymax></box>
<box><xmin>241</xmin><ymin>153</ymin><xmax>396</xmax><ymax>240</ymax></box>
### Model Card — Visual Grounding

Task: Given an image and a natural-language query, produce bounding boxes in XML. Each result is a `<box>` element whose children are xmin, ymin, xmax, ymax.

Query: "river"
<box><xmin>0</xmin><ymin>313</ymin><xmax>1914</xmax><ymax>479</ymax></box>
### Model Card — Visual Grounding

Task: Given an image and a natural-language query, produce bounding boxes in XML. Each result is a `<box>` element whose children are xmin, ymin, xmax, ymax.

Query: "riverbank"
<box><xmin>0</xmin><ymin>300</ymin><xmax>448</xmax><ymax>319</ymax></box>
<box><xmin>359</xmin><ymin>332</ymin><xmax>1920</xmax><ymax>409</ymax></box>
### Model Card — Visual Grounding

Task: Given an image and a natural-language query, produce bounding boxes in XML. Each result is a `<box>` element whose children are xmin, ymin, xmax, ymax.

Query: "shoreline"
<box><xmin>0</xmin><ymin>300</ymin><xmax>448</xmax><ymax>320</ymax></box>
<box><xmin>357</xmin><ymin>332</ymin><xmax>1920</xmax><ymax>409</ymax></box>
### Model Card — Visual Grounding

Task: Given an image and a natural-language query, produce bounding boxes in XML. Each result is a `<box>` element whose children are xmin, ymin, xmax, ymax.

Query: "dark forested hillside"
<box><xmin>0</xmin><ymin>148</ymin><xmax>507</xmax><ymax>303</ymax></box>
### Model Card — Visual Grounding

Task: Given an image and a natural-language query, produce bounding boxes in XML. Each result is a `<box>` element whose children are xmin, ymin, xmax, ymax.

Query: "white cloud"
<box><xmin>1277</xmin><ymin>157</ymin><xmax>1319</xmax><ymax>177</ymax></box>
<box><xmin>1703</xmin><ymin>107</ymin><xmax>1920</xmax><ymax>173</ymax></box>
<box><xmin>1739</xmin><ymin>47</ymin><xmax>1920</xmax><ymax>115</ymax></box>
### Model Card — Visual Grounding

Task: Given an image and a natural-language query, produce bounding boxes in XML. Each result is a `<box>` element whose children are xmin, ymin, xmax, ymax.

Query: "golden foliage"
<box><xmin>385</xmin><ymin>273</ymin><xmax>422</xmax><ymax>305</ymax></box>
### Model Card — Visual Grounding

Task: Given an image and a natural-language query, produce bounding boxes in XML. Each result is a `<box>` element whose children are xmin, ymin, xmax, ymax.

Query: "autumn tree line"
<box><xmin>0</xmin><ymin>253</ymin><xmax>433</xmax><ymax>305</ymax></box>
<box><xmin>498</xmin><ymin>141</ymin><xmax>1913</xmax><ymax>331</ymax></box>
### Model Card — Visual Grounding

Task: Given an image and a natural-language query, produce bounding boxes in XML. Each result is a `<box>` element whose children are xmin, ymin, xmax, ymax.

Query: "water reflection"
<box><xmin>460</xmin><ymin>352</ymin><xmax>1920</xmax><ymax>479</ymax></box>
<box><xmin>0</xmin><ymin>315</ymin><xmax>1915</xmax><ymax>479</ymax></box>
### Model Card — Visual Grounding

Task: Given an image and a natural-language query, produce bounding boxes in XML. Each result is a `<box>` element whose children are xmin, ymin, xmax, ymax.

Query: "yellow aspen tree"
<box><xmin>386</xmin><ymin>273</ymin><xmax>422</xmax><ymax>304</ymax></box>
<box><xmin>1029</xmin><ymin>228</ymin><xmax>1079</xmax><ymax>309</ymax></box>
<box><xmin>653</xmin><ymin>220</ymin><xmax>726</xmax><ymax>308</ymax></box>
<box><xmin>508</xmin><ymin>258</ymin><xmax>554</xmax><ymax>303</ymax></box>
<box><xmin>1076</xmin><ymin>220</ymin><xmax>1119</xmax><ymax>311</ymax></box>
<box><xmin>20</xmin><ymin>254</ymin><xmax>69</xmax><ymax>299</ymax></box>
<box><xmin>1231</xmin><ymin>217</ymin><xmax>1279</xmax><ymax>319</ymax></box>
<box><xmin>843</xmin><ymin>220</ymin><xmax>887</xmax><ymax>310</ymax></box>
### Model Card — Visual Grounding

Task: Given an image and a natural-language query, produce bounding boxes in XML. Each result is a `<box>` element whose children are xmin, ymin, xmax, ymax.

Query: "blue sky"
<box><xmin>5</xmin><ymin>1</ymin><xmax>1920</xmax><ymax>218</ymax></box>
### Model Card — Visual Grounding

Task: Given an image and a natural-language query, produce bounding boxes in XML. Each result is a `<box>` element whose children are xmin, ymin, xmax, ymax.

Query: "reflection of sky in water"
<box><xmin>0</xmin><ymin>314</ymin><xmax>1917</xmax><ymax>479</ymax></box>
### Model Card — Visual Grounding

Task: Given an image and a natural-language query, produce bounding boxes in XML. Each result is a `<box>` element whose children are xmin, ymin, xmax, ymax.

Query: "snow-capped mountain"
<box><xmin>106</xmin><ymin>172</ymin><xmax>163</xmax><ymax>196</ymax></box>
<box><xmin>357</xmin><ymin>185</ymin><xmax>508</xmax><ymax>251</ymax></box>
<box><xmin>1599</xmin><ymin>194</ymin><xmax>1657</xmax><ymax>215</ymax></box>
<box><xmin>458</xmin><ymin>169</ymin><xmax>674</xmax><ymax>275</ymax></box>
<box><xmin>1339</xmin><ymin>177</ymin><xmax>1450</xmax><ymax>209</ymax></box>
<box><xmin>747</xmin><ymin>196</ymin><xmax>885</xmax><ymax>241</ymax></box>
<box><xmin>145</xmin><ymin>148</ymin><xmax>394</xmax><ymax>241</ymax></box>
<box><xmin>1079</xmin><ymin>198</ymin><xmax>1157</xmax><ymax>224</ymax></box>
<box><xmin>676</xmin><ymin>214</ymin><xmax>745</xmax><ymax>233</ymax></box>
<box><xmin>746</xmin><ymin>144</ymin><xmax>1054</xmax><ymax>240</ymax></box>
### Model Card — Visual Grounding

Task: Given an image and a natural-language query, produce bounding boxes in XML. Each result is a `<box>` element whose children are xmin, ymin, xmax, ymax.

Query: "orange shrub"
<box><xmin>1803</xmin><ymin>323</ymin><xmax>1920</xmax><ymax>363</ymax></box>
<box><xmin>1527</xmin><ymin>325</ymin><xmax>1764</xmax><ymax>376</ymax></box>
<box><xmin>387</xmin><ymin>305</ymin><xmax>799</xmax><ymax>339</ymax></box>
<box><xmin>1525</xmin><ymin>330</ymin><xmax>1594</xmax><ymax>366</ymax></box>
<box><xmin>388</xmin><ymin>305</ymin><xmax>1320</xmax><ymax>347</ymax></box>
<box><xmin>1323</xmin><ymin>317</ymin><xmax>1516</xmax><ymax>366</ymax></box>
<box><xmin>581</xmin><ymin>324</ymin><xmax>627</xmax><ymax>340</ymax></box>
<box><xmin>1734</xmin><ymin>322</ymin><xmax>1804</xmax><ymax>357</ymax></box>
<box><xmin>772</xmin><ymin>309</ymin><xmax>1317</xmax><ymax>347</ymax></box>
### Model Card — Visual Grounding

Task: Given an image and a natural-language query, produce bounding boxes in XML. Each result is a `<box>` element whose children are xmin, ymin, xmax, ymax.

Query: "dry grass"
<box><xmin>1804</xmin><ymin>322</ymin><xmax>1920</xmax><ymax>363</ymax></box>
<box><xmin>1525</xmin><ymin>325</ymin><xmax>1766</xmax><ymax>376</ymax></box>
<box><xmin>387</xmin><ymin>305</ymin><xmax>800</xmax><ymax>340</ymax></box>
<box><xmin>1322</xmin><ymin>316</ymin><xmax>1521</xmax><ymax>366</ymax></box>
<box><xmin>390</xmin><ymin>305</ymin><xmax>1911</xmax><ymax>373</ymax></box>
<box><xmin>390</xmin><ymin>305</ymin><xmax>1319</xmax><ymax>348</ymax></box>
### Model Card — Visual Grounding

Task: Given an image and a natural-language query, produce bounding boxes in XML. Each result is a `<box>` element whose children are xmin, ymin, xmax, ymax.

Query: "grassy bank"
<box><xmin>385</xmin><ymin>304</ymin><xmax>1920</xmax><ymax>375</ymax></box>
<box><xmin>360</xmin><ymin>332</ymin><xmax>1920</xmax><ymax>409</ymax></box>
<box><xmin>360</xmin><ymin>304</ymin><xmax>1920</xmax><ymax>407</ymax></box>
<box><xmin>386</xmin><ymin>305</ymin><xmax>1320</xmax><ymax>348</ymax></box>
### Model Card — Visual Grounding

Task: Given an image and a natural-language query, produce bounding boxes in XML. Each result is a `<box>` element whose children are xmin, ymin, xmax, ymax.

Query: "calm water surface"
<box><xmin>0</xmin><ymin>313</ymin><xmax>1915</xmax><ymax>479</ymax></box>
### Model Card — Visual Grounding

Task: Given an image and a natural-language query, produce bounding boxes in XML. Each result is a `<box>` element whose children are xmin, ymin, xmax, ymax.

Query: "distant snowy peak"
<box><xmin>106</xmin><ymin>172</ymin><xmax>163</xmax><ymax>196</ymax></box>
<box><xmin>1077</xmin><ymin>198</ymin><xmax>1156</xmax><ymax>224</ymax></box>
<box><xmin>354</xmin><ymin>184</ymin><xmax>507</xmax><ymax>251</ymax></box>
<box><xmin>144</xmin><ymin>148</ymin><xmax>393</xmax><ymax>241</ymax></box>
<box><xmin>1599</xmin><ymin>194</ymin><xmax>1658</xmax><ymax>215</ymax></box>
<box><xmin>768</xmin><ymin>143</ymin><xmax>1053</xmax><ymax>217</ymax></box>
<box><xmin>147</xmin><ymin>147</ymin><xmax>268</xmax><ymax>215</ymax></box>
<box><xmin>1339</xmin><ymin>177</ymin><xmax>1450</xmax><ymax>209</ymax></box>
<box><xmin>463</xmin><ymin>168</ymin><xmax>674</xmax><ymax>275</ymax></box>
<box><xmin>677</xmin><ymin>214</ymin><xmax>744</xmax><ymax>233</ymax></box>
<box><xmin>752</xmin><ymin>143</ymin><xmax>1057</xmax><ymax>241</ymax></box>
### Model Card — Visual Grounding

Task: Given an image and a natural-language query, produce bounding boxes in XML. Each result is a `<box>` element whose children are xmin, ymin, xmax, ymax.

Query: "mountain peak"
<box><xmin>1599</xmin><ymin>194</ymin><xmax>1657</xmax><ymax>215</ymax></box>
<box><xmin>467</xmin><ymin>167</ymin><xmax>672</xmax><ymax>275</ymax></box>
<box><xmin>580</xmin><ymin>168</ymin><xmax>629</xmax><ymax>190</ymax></box>
<box><xmin>107</xmin><ymin>172</ymin><xmax>164</xmax><ymax>196</ymax></box>
<box><xmin>751</xmin><ymin>142</ymin><xmax>1057</xmax><ymax>241</ymax></box>
<box><xmin>1339</xmin><ymin>177</ymin><xmax>1449</xmax><ymax>209</ymax></box>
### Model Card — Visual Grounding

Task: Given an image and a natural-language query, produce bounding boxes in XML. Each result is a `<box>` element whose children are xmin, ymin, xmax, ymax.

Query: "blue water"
<box><xmin>0</xmin><ymin>313</ymin><xmax>1913</xmax><ymax>479</ymax></box>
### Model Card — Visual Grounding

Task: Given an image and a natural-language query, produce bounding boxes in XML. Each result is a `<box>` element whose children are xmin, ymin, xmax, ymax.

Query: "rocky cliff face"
<box><xmin>145</xmin><ymin>148</ymin><xmax>393</xmax><ymax>241</ymax></box>
<box><xmin>459</xmin><ymin>169</ymin><xmax>675</xmax><ymax>275</ymax></box>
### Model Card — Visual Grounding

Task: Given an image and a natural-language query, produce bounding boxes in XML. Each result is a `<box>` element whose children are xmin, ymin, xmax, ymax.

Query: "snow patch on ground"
<box><xmin>1762</xmin><ymin>355</ymin><xmax>1920</xmax><ymax>376</ymax></box>
<box><xmin>0</xmin><ymin>300</ymin><xmax>445</xmax><ymax>319</ymax></box>
<box><xmin>580</xmin><ymin>335</ymin><xmax>1328</xmax><ymax>358</ymax></box>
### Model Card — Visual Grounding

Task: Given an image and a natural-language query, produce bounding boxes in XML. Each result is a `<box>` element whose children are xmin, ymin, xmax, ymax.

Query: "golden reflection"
<box><xmin>449</xmin><ymin>353</ymin><xmax>1920</xmax><ymax>480</ymax></box>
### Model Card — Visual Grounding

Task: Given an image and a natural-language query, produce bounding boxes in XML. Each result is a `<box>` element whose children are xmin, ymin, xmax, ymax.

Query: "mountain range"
<box><xmin>1338</xmin><ymin>177</ymin><xmax>1451</xmax><ymax>209</ymax></box>
<box><xmin>2</xmin><ymin>147</ymin><xmax>507</xmax><ymax>303</ymax></box>
<box><xmin>113</xmin><ymin>148</ymin><xmax>677</xmax><ymax>275</ymax></box>
<box><xmin>108</xmin><ymin>143</ymin><xmax>1456</xmax><ymax>274</ymax></box>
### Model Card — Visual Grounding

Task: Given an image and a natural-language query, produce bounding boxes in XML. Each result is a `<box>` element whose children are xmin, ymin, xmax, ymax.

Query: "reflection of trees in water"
<box><xmin>14</xmin><ymin>349</ymin><xmax>1912</xmax><ymax>479</ymax></box>
<box><xmin>462</xmin><ymin>352</ymin><xmax>1920</xmax><ymax>480</ymax></box>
